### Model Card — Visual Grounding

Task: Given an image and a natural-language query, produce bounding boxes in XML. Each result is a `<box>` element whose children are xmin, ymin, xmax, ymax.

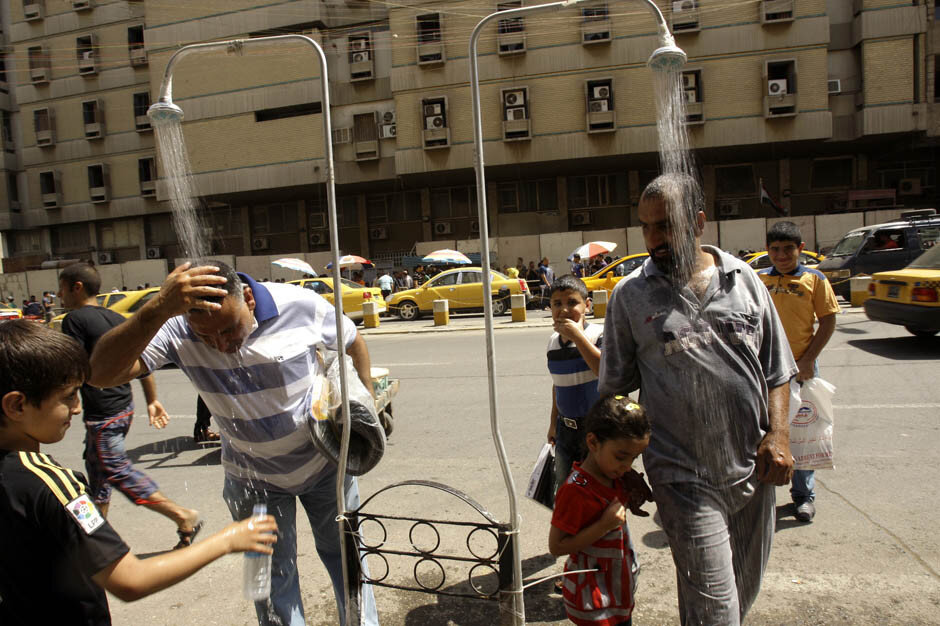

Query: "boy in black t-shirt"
<box><xmin>0</xmin><ymin>320</ymin><xmax>278</xmax><ymax>626</ymax></box>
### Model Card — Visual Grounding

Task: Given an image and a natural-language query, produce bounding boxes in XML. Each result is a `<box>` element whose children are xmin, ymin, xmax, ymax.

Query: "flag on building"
<box><xmin>759</xmin><ymin>178</ymin><xmax>787</xmax><ymax>216</ymax></box>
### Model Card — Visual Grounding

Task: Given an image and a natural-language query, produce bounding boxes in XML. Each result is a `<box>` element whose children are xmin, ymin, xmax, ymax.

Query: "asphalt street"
<box><xmin>43</xmin><ymin>306</ymin><xmax>940</xmax><ymax>625</ymax></box>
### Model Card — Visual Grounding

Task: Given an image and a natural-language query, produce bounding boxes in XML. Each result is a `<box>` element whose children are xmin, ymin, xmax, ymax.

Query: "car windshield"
<box><xmin>828</xmin><ymin>231</ymin><xmax>867</xmax><ymax>257</ymax></box>
<box><xmin>908</xmin><ymin>244</ymin><xmax>940</xmax><ymax>269</ymax></box>
<box><xmin>340</xmin><ymin>278</ymin><xmax>363</xmax><ymax>289</ymax></box>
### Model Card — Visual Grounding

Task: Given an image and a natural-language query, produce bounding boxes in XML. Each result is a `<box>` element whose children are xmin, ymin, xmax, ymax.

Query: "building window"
<box><xmin>33</xmin><ymin>107</ymin><xmax>55</xmax><ymax>146</ymax></box>
<box><xmin>715</xmin><ymin>165</ymin><xmax>756</xmax><ymax>196</ymax></box>
<box><xmin>138</xmin><ymin>157</ymin><xmax>156</xmax><ymax>196</ymax></box>
<box><xmin>8</xmin><ymin>173</ymin><xmax>20</xmax><ymax>210</ymax></box>
<box><xmin>497</xmin><ymin>2</ymin><xmax>526</xmax><ymax>55</ymax></box>
<box><xmin>82</xmin><ymin>99</ymin><xmax>104</xmax><ymax>138</ymax></box>
<box><xmin>765</xmin><ymin>59</ymin><xmax>797</xmax><ymax>117</ymax></box>
<box><xmin>581</xmin><ymin>4</ymin><xmax>611</xmax><ymax>44</ymax></box>
<box><xmin>430</xmin><ymin>186</ymin><xmax>477</xmax><ymax>220</ymax></box>
<box><xmin>128</xmin><ymin>25</ymin><xmax>147</xmax><ymax>65</ymax></box>
<box><xmin>366</xmin><ymin>193</ymin><xmax>420</xmax><ymax>224</ymax></box>
<box><xmin>934</xmin><ymin>56</ymin><xmax>940</xmax><ymax>102</ymax></box>
<box><xmin>422</xmin><ymin>97</ymin><xmax>449</xmax><ymax>148</ymax></box>
<box><xmin>133</xmin><ymin>92</ymin><xmax>151</xmax><ymax>131</ymax></box>
<box><xmin>682</xmin><ymin>70</ymin><xmax>704</xmax><ymax>124</ymax></box>
<box><xmin>254</xmin><ymin>102</ymin><xmax>322</xmax><ymax>122</ymax></box>
<box><xmin>497</xmin><ymin>180</ymin><xmax>557</xmax><ymax>213</ymax></box>
<box><xmin>501</xmin><ymin>87</ymin><xmax>530</xmax><ymax>140</ymax></box>
<box><xmin>76</xmin><ymin>35</ymin><xmax>98</xmax><ymax>75</ymax></box>
<box><xmin>0</xmin><ymin>55</ymin><xmax>7</xmax><ymax>85</ymax></box>
<box><xmin>567</xmin><ymin>174</ymin><xmax>629</xmax><ymax>209</ymax></box>
<box><xmin>251</xmin><ymin>202</ymin><xmax>298</xmax><ymax>235</ymax></box>
<box><xmin>417</xmin><ymin>13</ymin><xmax>442</xmax><ymax>43</ymax></box>
<box><xmin>348</xmin><ymin>32</ymin><xmax>374</xmax><ymax>81</ymax></box>
<box><xmin>28</xmin><ymin>46</ymin><xmax>50</xmax><ymax>83</ymax></box>
<box><xmin>811</xmin><ymin>157</ymin><xmax>853</xmax><ymax>190</ymax></box>
<box><xmin>1</xmin><ymin>111</ymin><xmax>13</xmax><ymax>150</ymax></box>
<box><xmin>586</xmin><ymin>78</ymin><xmax>615</xmax><ymax>132</ymax></box>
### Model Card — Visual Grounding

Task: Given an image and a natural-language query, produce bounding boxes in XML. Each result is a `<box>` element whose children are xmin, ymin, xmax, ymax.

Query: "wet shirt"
<box><xmin>758</xmin><ymin>264</ymin><xmax>840</xmax><ymax>361</ymax></box>
<box><xmin>140</xmin><ymin>275</ymin><xmax>357</xmax><ymax>494</ymax></box>
<box><xmin>547</xmin><ymin>323</ymin><xmax>603</xmax><ymax>419</ymax></box>
<box><xmin>598</xmin><ymin>247</ymin><xmax>797</xmax><ymax>488</ymax></box>
<box><xmin>0</xmin><ymin>450</ymin><xmax>129</xmax><ymax>626</ymax></box>
<box><xmin>62</xmin><ymin>306</ymin><xmax>133</xmax><ymax>420</ymax></box>
<box><xmin>551</xmin><ymin>463</ymin><xmax>636</xmax><ymax>626</ymax></box>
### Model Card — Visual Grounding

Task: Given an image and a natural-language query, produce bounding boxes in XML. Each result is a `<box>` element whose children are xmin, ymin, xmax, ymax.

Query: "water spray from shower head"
<box><xmin>148</xmin><ymin>100</ymin><xmax>185</xmax><ymax>124</ymax></box>
<box><xmin>648</xmin><ymin>42</ymin><xmax>688</xmax><ymax>72</ymax></box>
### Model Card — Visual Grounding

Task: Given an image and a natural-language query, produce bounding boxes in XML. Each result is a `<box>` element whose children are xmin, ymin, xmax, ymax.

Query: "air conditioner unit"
<box><xmin>351</xmin><ymin>51</ymin><xmax>369</xmax><ymax>63</ymax></box>
<box><xmin>683</xmin><ymin>90</ymin><xmax>697</xmax><ymax>103</ymax></box>
<box><xmin>90</xmin><ymin>186</ymin><xmax>109</xmax><ymax>203</ymax></box>
<box><xmin>673</xmin><ymin>0</ymin><xmax>695</xmax><ymax>11</ymax></box>
<box><xmin>309</xmin><ymin>231</ymin><xmax>327</xmax><ymax>245</ymax></box>
<box><xmin>592</xmin><ymin>85</ymin><xmax>610</xmax><ymax>100</ymax></box>
<box><xmin>382</xmin><ymin>111</ymin><xmax>396</xmax><ymax>124</ymax></box>
<box><xmin>369</xmin><ymin>226</ymin><xmax>388</xmax><ymax>240</ymax></box>
<box><xmin>332</xmin><ymin>127</ymin><xmax>352</xmax><ymax>144</ymax></box>
<box><xmin>97</xmin><ymin>251</ymin><xmax>113</xmax><ymax>264</ymax></box>
<box><xmin>379</xmin><ymin>124</ymin><xmax>397</xmax><ymax>139</ymax></box>
<box><xmin>433</xmin><ymin>222</ymin><xmax>453</xmax><ymax>235</ymax></box>
<box><xmin>24</xmin><ymin>3</ymin><xmax>42</xmax><ymax>20</ymax></box>
<box><xmin>682</xmin><ymin>73</ymin><xmax>697</xmax><ymax>89</ymax></box>
<box><xmin>506</xmin><ymin>107</ymin><xmax>527</xmax><ymax>121</ymax></box>
<box><xmin>252</xmin><ymin>237</ymin><xmax>269</xmax><ymax>250</ymax></box>
<box><xmin>426</xmin><ymin>115</ymin><xmax>445</xmax><ymax>130</ymax></box>
<box><xmin>72</xmin><ymin>0</ymin><xmax>92</xmax><ymax>10</ymax></box>
<box><xmin>768</xmin><ymin>79</ymin><xmax>788</xmax><ymax>96</ymax></box>
<box><xmin>349</xmin><ymin>38</ymin><xmax>369</xmax><ymax>51</ymax></box>
<box><xmin>827</xmin><ymin>79</ymin><xmax>841</xmax><ymax>94</ymax></box>
<box><xmin>504</xmin><ymin>90</ymin><xmax>525</xmax><ymax>106</ymax></box>
<box><xmin>470</xmin><ymin>220</ymin><xmax>480</xmax><ymax>233</ymax></box>
<box><xmin>140</xmin><ymin>180</ymin><xmax>156</xmax><ymax>196</ymax></box>
<box><xmin>588</xmin><ymin>100</ymin><xmax>609</xmax><ymax>113</ymax></box>
<box><xmin>424</xmin><ymin>103</ymin><xmax>442</xmax><ymax>116</ymax></box>
<box><xmin>146</xmin><ymin>246</ymin><xmax>162</xmax><ymax>259</ymax></box>
<box><xmin>718</xmin><ymin>200</ymin><xmax>740</xmax><ymax>216</ymax></box>
<box><xmin>309</xmin><ymin>213</ymin><xmax>326</xmax><ymax>229</ymax></box>
<box><xmin>898</xmin><ymin>178</ymin><xmax>922</xmax><ymax>195</ymax></box>
<box><xmin>570</xmin><ymin>211</ymin><xmax>592</xmax><ymax>226</ymax></box>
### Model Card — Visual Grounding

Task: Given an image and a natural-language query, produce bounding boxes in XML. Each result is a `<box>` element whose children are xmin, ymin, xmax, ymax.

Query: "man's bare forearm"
<box><xmin>346</xmin><ymin>333</ymin><xmax>373</xmax><ymax>395</ymax></box>
<box><xmin>89</xmin><ymin>299</ymin><xmax>170</xmax><ymax>387</ymax></box>
<box><xmin>767</xmin><ymin>382</ymin><xmax>790</xmax><ymax>436</ymax></box>
<box><xmin>138</xmin><ymin>374</ymin><xmax>157</xmax><ymax>404</ymax></box>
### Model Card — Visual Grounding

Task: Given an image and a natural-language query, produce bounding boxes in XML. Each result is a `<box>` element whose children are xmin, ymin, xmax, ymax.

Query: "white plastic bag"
<box><xmin>525</xmin><ymin>443</ymin><xmax>555</xmax><ymax>510</ymax></box>
<box><xmin>788</xmin><ymin>377</ymin><xmax>836</xmax><ymax>470</ymax></box>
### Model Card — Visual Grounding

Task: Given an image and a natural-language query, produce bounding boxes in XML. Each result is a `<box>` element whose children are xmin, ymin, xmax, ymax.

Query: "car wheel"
<box><xmin>398</xmin><ymin>300</ymin><xmax>420</xmax><ymax>321</ymax></box>
<box><xmin>905</xmin><ymin>326</ymin><xmax>938</xmax><ymax>338</ymax></box>
<box><xmin>492</xmin><ymin>297</ymin><xmax>508</xmax><ymax>316</ymax></box>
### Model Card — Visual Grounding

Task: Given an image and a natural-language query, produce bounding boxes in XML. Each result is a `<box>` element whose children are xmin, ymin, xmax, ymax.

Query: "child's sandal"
<box><xmin>173</xmin><ymin>520</ymin><xmax>204</xmax><ymax>550</ymax></box>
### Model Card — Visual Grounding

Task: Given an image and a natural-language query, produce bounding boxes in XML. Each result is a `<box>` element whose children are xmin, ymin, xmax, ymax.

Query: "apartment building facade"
<box><xmin>0</xmin><ymin>0</ymin><xmax>937</xmax><ymax>268</ymax></box>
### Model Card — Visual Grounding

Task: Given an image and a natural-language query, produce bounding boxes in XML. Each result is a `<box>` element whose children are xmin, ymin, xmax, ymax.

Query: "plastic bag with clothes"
<box><xmin>787</xmin><ymin>377</ymin><xmax>836</xmax><ymax>470</ymax></box>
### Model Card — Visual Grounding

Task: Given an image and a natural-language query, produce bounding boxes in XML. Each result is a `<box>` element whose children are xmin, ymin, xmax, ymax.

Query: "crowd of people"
<box><xmin>0</xmin><ymin>173</ymin><xmax>838</xmax><ymax>626</ymax></box>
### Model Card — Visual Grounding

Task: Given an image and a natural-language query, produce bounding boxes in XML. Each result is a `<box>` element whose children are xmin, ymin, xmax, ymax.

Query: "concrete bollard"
<box><xmin>592</xmin><ymin>289</ymin><xmax>609</xmax><ymax>318</ymax></box>
<box><xmin>433</xmin><ymin>299</ymin><xmax>449</xmax><ymax>326</ymax></box>
<box><xmin>850</xmin><ymin>275</ymin><xmax>872</xmax><ymax>307</ymax></box>
<box><xmin>511</xmin><ymin>293</ymin><xmax>527</xmax><ymax>322</ymax></box>
<box><xmin>362</xmin><ymin>301</ymin><xmax>380</xmax><ymax>328</ymax></box>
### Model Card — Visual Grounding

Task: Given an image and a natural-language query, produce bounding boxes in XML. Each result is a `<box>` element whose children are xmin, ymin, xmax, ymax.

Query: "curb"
<box><xmin>359</xmin><ymin>319</ymin><xmax>557</xmax><ymax>336</ymax></box>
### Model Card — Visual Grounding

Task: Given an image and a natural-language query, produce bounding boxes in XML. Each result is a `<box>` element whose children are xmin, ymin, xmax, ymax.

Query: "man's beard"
<box><xmin>648</xmin><ymin>243</ymin><xmax>674</xmax><ymax>273</ymax></box>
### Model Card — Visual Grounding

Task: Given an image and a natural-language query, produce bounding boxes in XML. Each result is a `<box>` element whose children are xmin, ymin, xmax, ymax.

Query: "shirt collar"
<box><xmin>237</xmin><ymin>273</ymin><xmax>278</xmax><ymax>322</ymax></box>
<box><xmin>768</xmin><ymin>263</ymin><xmax>806</xmax><ymax>277</ymax></box>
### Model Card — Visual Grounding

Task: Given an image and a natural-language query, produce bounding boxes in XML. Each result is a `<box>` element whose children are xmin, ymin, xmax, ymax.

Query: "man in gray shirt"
<box><xmin>599</xmin><ymin>174</ymin><xmax>796</xmax><ymax>625</ymax></box>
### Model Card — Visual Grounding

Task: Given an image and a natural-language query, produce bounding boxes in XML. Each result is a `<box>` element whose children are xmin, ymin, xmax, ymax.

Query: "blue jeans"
<box><xmin>223</xmin><ymin>467</ymin><xmax>379</xmax><ymax>626</ymax></box>
<box><xmin>553</xmin><ymin>416</ymin><xmax>585</xmax><ymax>495</ymax></box>
<box><xmin>791</xmin><ymin>362</ymin><xmax>819</xmax><ymax>503</ymax></box>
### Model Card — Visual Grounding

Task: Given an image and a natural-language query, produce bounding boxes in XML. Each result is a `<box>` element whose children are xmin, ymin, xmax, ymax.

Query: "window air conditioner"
<box><xmin>425</xmin><ymin>115</ymin><xmax>445</xmax><ymax>130</ymax></box>
<box><xmin>827</xmin><ymin>79</ymin><xmax>841</xmax><ymax>95</ymax></box>
<box><xmin>349</xmin><ymin>39</ymin><xmax>369</xmax><ymax>51</ymax></box>
<box><xmin>433</xmin><ymin>222</ymin><xmax>453</xmax><ymax>235</ymax></box>
<box><xmin>470</xmin><ymin>220</ymin><xmax>480</xmax><ymax>233</ymax></box>
<box><xmin>424</xmin><ymin>103</ymin><xmax>442</xmax><ymax>116</ymax></box>
<box><xmin>382</xmin><ymin>111</ymin><xmax>396</xmax><ymax>124</ymax></box>
<box><xmin>570</xmin><ymin>211</ymin><xmax>592</xmax><ymax>226</ymax></box>
<box><xmin>591</xmin><ymin>85</ymin><xmax>610</xmax><ymax>100</ymax></box>
<box><xmin>682</xmin><ymin>73</ymin><xmax>697</xmax><ymax>89</ymax></box>
<box><xmin>588</xmin><ymin>100</ymin><xmax>609</xmax><ymax>113</ymax></box>
<box><xmin>504</xmin><ymin>90</ymin><xmax>525</xmax><ymax>106</ymax></box>
<box><xmin>718</xmin><ymin>200</ymin><xmax>740</xmax><ymax>216</ymax></box>
<box><xmin>97</xmin><ymin>251</ymin><xmax>114</xmax><ymax>264</ymax></box>
<box><xmin>768</xmin><ymin>79</ymin><xmax>788</xmax><ymax>96</ymax></box>
<box><xmin>506</xmin><ymin>107</ymin><xmax>527</xmax><ymax>121</ymax></box>
<box><xmin>146</xmin><ymin>246</ymin><xmax>162</xmax><ymax>259</ymax></box>
<box><xmin>379</xmin><ymin>124</ymin><xmax>397</xmax><ymax>139</ymax></box>
<box><xmin>351</xmin><ymin>52</ymin><xmax>369</xmax><ymax>63</ymax></box>
<box><xmin>309</xmin><ymin>231</ymin><xmax>327</xmax><ymax>245</ymax></box>
<box><xmin>898</xmin><ymin>178</ymin><xmax>922</xmax><ymax>195</ymax></box>
<box><xmin>673</xmin><ymin>0</ymin><xmax>695</xmax><ymax>12</ymax></box>
<box><xmin>369</xmin><ymin>227</ymin><xmax>388</xmax><ymax>240</ymax></box>
<box><xmin>682</xmin><ymin>90</ymin><xmax>697</xmax><ymax>103</ymax></box>
<box><xmin>252</xmin><ymin>237</ymin><xmax>269</xmax><ymax>250</ymax></box>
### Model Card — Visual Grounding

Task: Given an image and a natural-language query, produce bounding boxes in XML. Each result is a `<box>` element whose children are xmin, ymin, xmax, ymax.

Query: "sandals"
<box><xmin>194</xmin><ymin>426</ymin><xmax>221</xmax><ymax>444</ymax></box>
<box><xmin>173</xmin><ymin>520</ymin><xmax>204</xmax><ymax>550</ymax></box>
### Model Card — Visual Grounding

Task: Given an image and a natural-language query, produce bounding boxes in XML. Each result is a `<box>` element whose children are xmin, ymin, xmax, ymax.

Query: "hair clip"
<box><xmin>614</xmin><ymin>394</ymin><xmax>625</xmax><ymax>400</ymax></box>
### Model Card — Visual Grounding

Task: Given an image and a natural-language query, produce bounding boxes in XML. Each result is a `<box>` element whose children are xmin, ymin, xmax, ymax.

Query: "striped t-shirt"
<box><xmin>140</xmin><ymin>274</ymin><xmax>357</xmax><ymax>494</ymax></box>
<box><xmin>547</xmin><ymin>322</ymin><xmax>603</xmax><ymax>419</ymax></box>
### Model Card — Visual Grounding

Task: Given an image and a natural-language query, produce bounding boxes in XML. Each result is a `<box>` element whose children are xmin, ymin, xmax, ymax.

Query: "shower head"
<box><xmin>147</xmin><ymin>100</ymin><xmax>185</xmax><ymax>124</ymax></box>
<box><xmin>648</xmin><ymin>42</ymin><xmax>688</xmax><ymax>72</ymax></box>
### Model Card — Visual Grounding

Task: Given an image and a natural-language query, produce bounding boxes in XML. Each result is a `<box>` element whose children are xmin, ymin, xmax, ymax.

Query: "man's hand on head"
<box><xmin>154</xmin><ymin>263</ymin><xmax>229</xmax><ymax>318</ymax></box>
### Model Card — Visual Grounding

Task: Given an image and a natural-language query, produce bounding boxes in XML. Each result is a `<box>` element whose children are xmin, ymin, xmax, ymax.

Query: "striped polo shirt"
<box><xmin>140</xmin><ymin>274</ymin><xmax>357</xmax><ymax>494</ymax></box>
<box><xmin>547</xmin><ymin>322</ymin><xmax>603</xmax><ymax>419</ymax></box>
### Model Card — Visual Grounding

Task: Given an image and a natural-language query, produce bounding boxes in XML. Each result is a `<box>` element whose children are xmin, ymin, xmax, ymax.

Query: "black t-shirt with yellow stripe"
<box><xmin>0</xmin><ymin>449</ymin><xmax>130</xmax><ymax>625</ymax></box>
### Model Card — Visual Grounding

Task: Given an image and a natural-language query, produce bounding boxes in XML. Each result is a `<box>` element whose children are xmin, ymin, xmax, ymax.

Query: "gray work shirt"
<box><xmin>598</xmin><ymin>246</ymin><xmax>797</xmax><ymax>488</ymax></box>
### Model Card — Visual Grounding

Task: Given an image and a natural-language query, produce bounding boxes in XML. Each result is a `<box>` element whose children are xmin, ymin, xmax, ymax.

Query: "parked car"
<box><xmin>387</xmin><ymin>267</ymin><xmax>531</xmax><ymax>320</ymax></box>
<box><xmin>0</xmin><ymin>305</ymin><xmax>23</xmax><ymax>322</ymax></box>
<box><xmin>49</xmin><ymin>288</ymin><xmax>160</xmax><ymax>331</ymax></box>
<box><xmin>817</xmin><ymin>209</ymin><xmax>940</xmax><ymax>299</ymax></box>
<box><xmin>287</xmin><ymin>277</ymin><xmax>386</xmax><ymax>323</ymax></box>
<box><xmin>745</xmin><ymin>250</ymin><xmax>824</xmax><ymax>270</ymax></box>
<box><xmin>863</xmin><ymin>244</ymin><xmax>940</xmax><ymax>337</ymax></box>
<box><xmin>581</xmin><ymin>253</ymin><xmax>650</xmax><ymax>296</ymax></box>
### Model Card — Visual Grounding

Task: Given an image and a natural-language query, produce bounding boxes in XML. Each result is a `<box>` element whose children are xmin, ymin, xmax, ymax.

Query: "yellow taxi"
<box><xmin>745</xmin><ymin>250</ymin><xmax>825</xmax><ymax>271</ymax></box>
<box><xmin>287</xmin><ymin>277</ymin><xmax>386</xmax><ymax>323</ymax></box>
<box><xmin>387</xmin><ymin>267</ymin><xmax>531</xmax><ymax>320</ymax></box>
<box><xmin>581</xmin><ymin>253</ymin><xmax>650</xmax><ymax>296</ymax></box>
<box><xmin>0</xmin><ymin>304</ymin><xmax>23</xmax><ymax>322</ymax></box>
<box><xmin>864</xmin><ymin>244</ymin><xmax>940</xmax><ymax>337</ymax></box>
<box><xmin>49</xmin><ymin>288</ymin><xmax>160</xmax><ymax>330</ymax></box>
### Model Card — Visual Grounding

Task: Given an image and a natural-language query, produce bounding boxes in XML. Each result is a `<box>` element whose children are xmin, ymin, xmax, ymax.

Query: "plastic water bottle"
<box><xmin>243</xmin><ymin>504</ymin><xmax>272</xmax><ymax>601</ymax></box>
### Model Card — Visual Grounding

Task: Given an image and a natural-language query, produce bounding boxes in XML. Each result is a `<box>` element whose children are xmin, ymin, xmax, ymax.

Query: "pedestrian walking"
<box><xmin>538</xmin><ymin>257</ymin><xmax>555</xmax><ymax>310</ymax></box>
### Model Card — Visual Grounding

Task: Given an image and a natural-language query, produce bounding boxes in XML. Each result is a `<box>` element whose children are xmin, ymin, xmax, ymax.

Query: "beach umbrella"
<box><xmin>568</xmin><ymin>241</ymin><xmax>618</xmax><ymax>262</ymax></box>
<box><xmin>421</xmin><ymin>249</ymin><xmax>472</xmax><ymax>265</ymax></box>
<box><xmin>325</xmin><ymin>255</ymin><xmax>373</xmax><ymax>270</ymax></box>
<box><xmin>271</xmin><ymin>258</ymin><xmax>317</xmax><ymax>276</ymax></box>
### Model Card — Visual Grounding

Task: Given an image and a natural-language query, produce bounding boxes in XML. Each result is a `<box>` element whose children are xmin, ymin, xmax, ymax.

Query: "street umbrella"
<box><xmin>568</xmin><ymin>241</ymin><xmax>618</xmax><ymax>262</ymax></box>
<box><xmin>271</xmin><ymin>257</ymin><xmax>317</xmax><ymax>276</ymax></box>
<box><xmin>420</xmin><ymin>249</ymin><xmax>472</xmax><ymax>265</ymax></box>
<box><xmin>325</xmin><ymin>255</ymin><xmax>373</xmax><ymax>270</ymax></box>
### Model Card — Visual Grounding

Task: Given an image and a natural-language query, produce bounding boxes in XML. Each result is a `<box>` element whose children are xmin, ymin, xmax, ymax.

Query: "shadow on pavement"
<box><xmin>403</xmin><ymin>553</ymin><xmax>566</xmax><ymax>625</ymax></box>
<box><xmin>127</xmin><ymin>435</ymin><xmax>222</xmax><ymax>468</ymax></box>
<box><xmin>774</xmin><ymin>503</ymin><xmax>809</xmax><ymax>531</ymax></box>
<box><xmin>847</xmin><ymin>336</ymin><xmax>940</xmax><ymax>360</ymax></box>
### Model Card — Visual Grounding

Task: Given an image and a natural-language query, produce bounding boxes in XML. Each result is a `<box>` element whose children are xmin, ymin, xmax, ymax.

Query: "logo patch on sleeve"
<box><xmin>66</xmin><ymin>493</ymin><xmax>105</xmax><ymax>534</ymax></box>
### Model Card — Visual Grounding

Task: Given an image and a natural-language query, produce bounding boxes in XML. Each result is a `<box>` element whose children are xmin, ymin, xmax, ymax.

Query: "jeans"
<box><xmin>553</xmin><ymin>416</ymin><xmax>584</xmax><ymax>496</ymax></box>
<box><xmin>223</xmin><ymin>466</ymin><xmax>379</xmax><ymax>626</ymax></box>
